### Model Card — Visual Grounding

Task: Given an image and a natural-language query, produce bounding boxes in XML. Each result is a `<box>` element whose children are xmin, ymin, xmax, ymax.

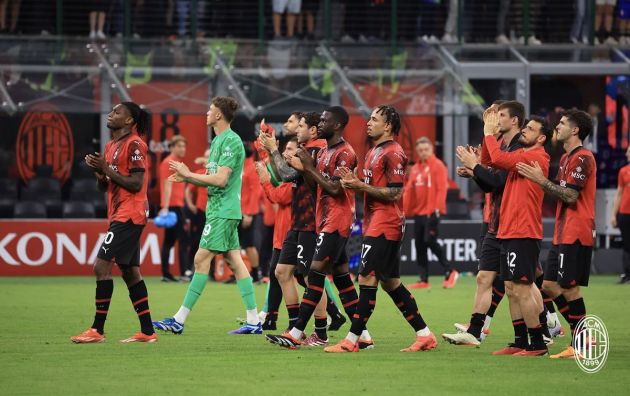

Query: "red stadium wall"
<box><xmin>0</xmin><ymin>220</ymin><xmax>177</xmax><ymax>276</ymax></box>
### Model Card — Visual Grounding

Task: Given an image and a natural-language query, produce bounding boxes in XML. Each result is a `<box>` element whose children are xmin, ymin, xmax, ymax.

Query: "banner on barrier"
<box><xmin>0</xmin><ymin>220</ymin><xmax>173</xmax><ymax>276</ymax></box>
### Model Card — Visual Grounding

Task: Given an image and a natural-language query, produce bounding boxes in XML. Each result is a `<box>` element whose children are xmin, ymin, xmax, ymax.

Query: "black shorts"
<box><xmin>238</xmin><ymin>221</ymin><xmax>255</xmax><ymax>248</ymax></box>
<box><xmin>479</xmin><ymin>233</ymin><xmax>501</xmax><ymax>272</ymax></box>
<box><xmin>269</xmin><ymin>248</ymin><xmax>281</xmax><ymax>270</ymax></box>
<box><xmin>545</xmin><ymin>243</ymin><xmax>592</xmax><ymax>288</ymax></box>
<box><xmin>312</xmin><ymin>231</ymin><xmax>348</xmax><ymax>265</ymax></box>
<box><xmin>499</xmin><ymin>238</ymin><xmax>540</xmax><ymax>283</ymax></box>
<box><xmin>96</xmin><ymin>220</ymin><xmax>144</xmax><ymax>266</ymax></box>
<box><xmin>359</xmin><ymin>235</ymin><xmax>401</xmax><ymax>281</ymax></box>
<box><xmin>278</xmin><ymin>230</ymin><xmax>316</xmax><ymax>274</ymax></box>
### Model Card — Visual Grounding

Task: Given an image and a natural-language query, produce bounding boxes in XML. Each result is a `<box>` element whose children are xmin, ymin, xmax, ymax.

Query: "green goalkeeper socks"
<box><xmin>182</xmin><ymin>272</ymin><xmax>208</xmax><ymax>310</ymax></box>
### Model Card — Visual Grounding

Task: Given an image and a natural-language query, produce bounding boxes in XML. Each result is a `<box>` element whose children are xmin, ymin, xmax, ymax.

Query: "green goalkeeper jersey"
<box><xmin>205</xmin><ymin>127</ymin><xmax>244</xmax><ymax>220</ymax></box>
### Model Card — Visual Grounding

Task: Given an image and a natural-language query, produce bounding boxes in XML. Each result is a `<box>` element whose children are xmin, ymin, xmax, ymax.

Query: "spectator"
<box><xmin>418</xmin><ymin>0</ymin><xmax>442</xmax><ymax>44</ymax></box>
<box><xmin>442</xmin><ymin>0</ymin><xmax>459</xmax><ymax>43</ymax></box>
<box><xmin>176</xmin><ymin>0</ymin><xmax>189</xmax><ymax>37</ymax></box>
<box><xmin>0</xmin><ymin>0</ymin><xmax>21</xmax><ymax>34</ymax></box>
<box><xmin>273</xmin><ymin>0</ymin><xmax>301</xmax><ymax>38</ymax></box>
<box><xmin>571</xmin><ymin>0</ymin><xmax>594</xmax><ymax>44</ymax></box>
<box><xmin>297</xmin><ymin>0</ymin><xmax>317</xmax><ymax>40</ymax></box>
<box><xmin>496</xmin><ymin>0</ymin><xmax>542</xmax><ymax>45</ymax></box>
<box><xmin>595</xmin><ymin>0</ymin><xmax>617</xmax><ymax>44</ymax></box>
<box><xmin>89</xmin><ymin>0</ymin><xmax>109</xmax><ymax>39</ymax></box>
<box><xmin>159</xmin><ymin>135</ymin><xmax>192</xmax><ymax>282</ymax></box>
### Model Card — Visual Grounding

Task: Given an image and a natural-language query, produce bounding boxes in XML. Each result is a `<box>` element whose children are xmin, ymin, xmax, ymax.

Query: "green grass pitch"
<box><xmin>1</xmin><ymin>275</ymin><xmax>628</xmax><ymax>395</ymax></box>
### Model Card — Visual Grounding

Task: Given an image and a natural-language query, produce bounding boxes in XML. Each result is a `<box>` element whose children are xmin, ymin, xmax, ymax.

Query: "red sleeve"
<box><xmin>564</xmin><ymin>153</ymin><xmax>595</xmax><ymax>191</ymax></box>
<box><xmin>433</xmin><ymin>161</ymin><xmax>448</xmax><ymax>215</ymax></box>
<box><xmin>480</xmin><ymin>137</ymin><xmax>492</xmax><ymax>166</ymax></box>
<box><xmin>241</xmin><ymin>167</ymin><xmax>262</xmax><ymax>215</ymax></box>
<box><xmin>127</xmin><ymin>140</ymin><xmax>147</xmax><ymax>173</ymax></box>
<box><xmin>263</xmin><ymin>182</ymin><xmax>292</xmax><ymax>205</ymax></box>
<box><xmin>384</xmin><ymin>151</ymin><xmax>407</xmax><ymax>187</ymax></box>
<box><xmin>484</xmin><ymin>135</ymin><xmax>540</xmax><ymax>171</ymax></box>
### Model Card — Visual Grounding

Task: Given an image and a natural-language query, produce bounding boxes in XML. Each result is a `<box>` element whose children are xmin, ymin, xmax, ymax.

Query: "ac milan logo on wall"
<box><xmin>16</xmin><ymin>106</ymin><xmax>74</xmax><ymax>184</ymax></box>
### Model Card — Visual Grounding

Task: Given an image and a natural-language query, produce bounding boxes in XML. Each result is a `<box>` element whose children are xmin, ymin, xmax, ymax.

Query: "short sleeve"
<box><xmin>128</xmin><ymin>139</ymin><xmax>147</xmax><ymax>173</ymax></box>
<box><xmin>619</xmin><ymin>168</ymin><xmax>627</xmax><ymax>188</ymax></box>
<box><xmin>217</xmin><ymin>136</ymin><xmax>242</xmax><ymax>170</ymax></box>
<box><xmin>385</xmin><ymin>150</ymin><xmax>408</xmax><ymax>187</ymax></box>
<box><xmin>564</xmin><ymin>153</ymin><xmax>594</xmax><ymax>191</ymax></box>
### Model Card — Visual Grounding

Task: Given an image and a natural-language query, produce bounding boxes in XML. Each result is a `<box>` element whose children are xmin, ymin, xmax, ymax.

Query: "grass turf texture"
<box><xmin>0</xmin><ymin>275</ymin><xmax>627</xmax><ymax>395</ymax></box>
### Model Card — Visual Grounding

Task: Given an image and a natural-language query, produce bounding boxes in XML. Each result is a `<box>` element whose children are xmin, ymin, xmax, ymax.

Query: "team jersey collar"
<box><xmin>375</xmin><ymin>139</ymin><xmax>395</xmax><ymax>149</ymax></box>
<box><xmin>304</xmin><ymin>138</ymin><xmax>325</xmax><ymax>148</ymax></box>
<box><xmin>567</xmin><ymin>145</ymin><xmax>584</xmax><ymax>158</ymax></box>
<box><xmin>113</xmin><ymin>131</ymin><xmax>135</xmax><ymax>142</ymax></box>
<box><xmin>327</xmin><ymin>138</ymin><xmax>346</xmax><ymax>149</ymax></box>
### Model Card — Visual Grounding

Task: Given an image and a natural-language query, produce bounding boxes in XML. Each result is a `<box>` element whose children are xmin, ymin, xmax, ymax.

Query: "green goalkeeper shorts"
<box><xmin>199</xmin><ymin>217</ymin><xmax>241</xmax><ymax>253</ymax></box>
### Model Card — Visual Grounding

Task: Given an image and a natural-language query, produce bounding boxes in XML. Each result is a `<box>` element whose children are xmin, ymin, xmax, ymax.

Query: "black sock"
<box><xmin>535</xmin><ymin>274</ymin><xmax>544</xmax><ymax>289</ymax></box>
<box><xmin>467</xmin><ymin>313</ymin><xmax>486</xmax><ymax>339</ymax></box>
<box><xmin>387</xmin><ymin>284</ymin><xmax>427</xmax><ymax>332</ymax></box>
<box><xmin>554</xmin><ymin>295</ymin><xmax>570</xmax><ymax>322</ymax></box>
<box><xmin>314</xmin><ymin>315</ymin><xmax>328</xmax><ymax>340</ymax></box>
<box><xmin>541</xmin><ymin>291</ymin><xmax>556</xmax><ymax>314</ymax></box>
<box><xmin>92</xmin><ymin>279</ymin><xmax>114</xmax><ymax>335</ymax></box>
<box><xmin>286</xmin><ymin>303</ymin><xmax>299</xmax><ymax>329</ymax></box>
<box><xmin>265</xmin><ymin>311</ymin><xmax>278</xmax><ymax>324</ymax></box>
<box><xmin>267</xmin><ymin>270</ymin><xmax>283</xmax><ymax>319</ymax></box>
<box><xmin>486</xmin><ymin>277</ymin><xmax>504</xmax><ymax>317</ymax></box>
<box><xmin>333</xmin><ymin>272</ymin><xmax>360</xmax><ymax>320</ymax></box>
<box><xmin>294</xmin><ymin>270</ymin><xmax>326</xmax><ymax>332</ymax></box>
<box><xmin>349</xmin><ymin>285</ymin><xmax>377</xmax><ymax>336</ymax></box>
<box><xmin>528</xmin><ymin>325</ymin><xmax>545</xmax><ymax>349</ymax></box>
<box><xmin>539</xmin><ymin>309</ymin><xmax>550</xmax><ymax>338</ymax></box>
<box><xmin>568</xmin><ymin>297</ymin><xmax>586</xmax><ymax>343</ymax></box>
<box><xmin>512</xmin><ymin>318</ymin><xmax>528</xmax><ymax>348</ymax></box>
<box><xmin>128</xmin><ymin>280</ymin><xmax>154</xmax><ymax>335</ymax></box>
<box><xmin>326</xmin><ymin>291</ymin><xmax>343</xmax><ymax>320</ymax></box>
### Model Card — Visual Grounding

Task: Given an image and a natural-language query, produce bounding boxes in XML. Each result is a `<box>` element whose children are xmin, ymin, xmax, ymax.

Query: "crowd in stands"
<box><xmin>3</xmin><ymin>1</ymin><xmax>630</xmax><ymax>45</ymax></box>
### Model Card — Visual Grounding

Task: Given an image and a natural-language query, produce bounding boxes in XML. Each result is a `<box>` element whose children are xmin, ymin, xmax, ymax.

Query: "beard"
<box><xmin>518</xmin><ymin>134</ymin><xmax>536</xmax><ymax>148</ymax></box>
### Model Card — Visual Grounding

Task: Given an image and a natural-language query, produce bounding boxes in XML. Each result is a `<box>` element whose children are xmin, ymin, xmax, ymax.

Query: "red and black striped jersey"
<box><xmin>104</xmin><ymin>133</ymin><xmax>149</xmax><ymax>225</ymax></box>
<box><xmin>553</xmin><ymin>146</ymin><xmax>596</xmax><ymax>246</ymax></box>
<box><xmin>363</xmin><ymin>140</ymin><xmax>408</xmax><ymax>241</ymax></box>
<box><xmin>315</xmin><ymin>139</ymin><xmax>357</xmax><ymax>238</ymax></box>
<box><xmin>290</xmin><ymin>139</ymin><xmax>327</xmax><ymax>231</ymax></box>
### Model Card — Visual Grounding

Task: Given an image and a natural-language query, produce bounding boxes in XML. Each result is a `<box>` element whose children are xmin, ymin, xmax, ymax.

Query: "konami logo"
<box><xmin>0</xmin><ymin>220</ymin><xmax>175</xmax><ymax>276</ymax></box>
